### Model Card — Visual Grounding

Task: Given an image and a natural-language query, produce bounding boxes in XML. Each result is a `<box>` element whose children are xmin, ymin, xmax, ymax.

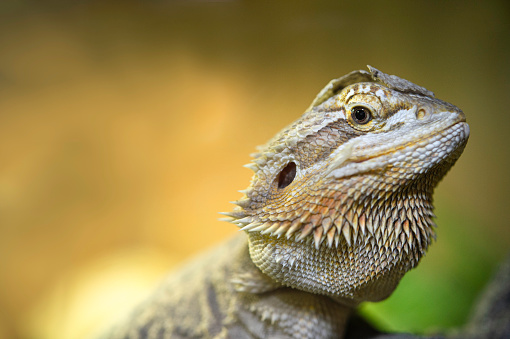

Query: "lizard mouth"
<box><xmin>363</xmin><ymin>120</ymin><xmax>469</xmax><ymax>162</ymax></box>
<box><xmin>327</xmin><ymin>119</ymin><xmax>470</xmax><ymax>180</ymax></box>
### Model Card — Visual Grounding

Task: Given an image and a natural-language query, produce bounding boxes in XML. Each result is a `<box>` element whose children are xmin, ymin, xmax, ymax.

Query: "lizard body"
<box><xmin>104</xmin><ymin>66</ymin><xmax>469</xmax><ymax>339</ymax></box>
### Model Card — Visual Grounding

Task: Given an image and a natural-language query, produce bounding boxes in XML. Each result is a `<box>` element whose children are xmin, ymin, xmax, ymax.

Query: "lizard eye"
<box><xmin>277</xmin><ymin>162</ymin><xmax>296</xmax><ymax>189</ymax></box>
<box><xmin>351</xmin><ymin>106</ymin><xmax>372</xmax><ymax>125</ymax></box>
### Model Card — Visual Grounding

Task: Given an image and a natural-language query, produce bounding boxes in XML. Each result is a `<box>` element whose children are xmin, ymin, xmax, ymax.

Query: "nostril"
<box><xmin>416</xmin><ymin>108</ymin><xmax>427</xmax><ymax>120</ymax></box>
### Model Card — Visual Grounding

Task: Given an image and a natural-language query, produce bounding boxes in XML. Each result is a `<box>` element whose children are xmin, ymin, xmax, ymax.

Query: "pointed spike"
<box><xmin>388</xmin><ymin>231</ymin><xmax>396</xmax><ymax>247</ymax></box>
<box><xmin>408</xmin><ymin>232</ymin><xmax>414</xmax><ymax>249</ymax></box>
<box><xmin>218</xmin><ymin>211</ymin><xmax>236</xmax><ymax>218</ymax></box>
<box><xmin>221</xmin><ymin>210</ymin><xmax>246</xmax><ymax>219</ymax></box>
<box><xmin>218</xmin><ymin>217</ymin><xmax>235</xmax><ymax>223</ymax></box>
<box><xmin>286</xmin><ymin>219</ymin><xmax>301</xmax><ymax>239</ymax></box>
<box><xmin>363</xmin><ymin>233</ymin><xmax>370</xmax><ymax>246</ymax></box>
<box><xmin>410</xmin><ymin>220</ymin><xmax>418</xmax><ymax>235</ymax></box>
<box><xmin>398</xmin><ymin>208</ymin><xmax>405</xmax><ymax>222</ymax></box>
<box><xmin>358</xmin><ymin>213</ymin><xmax>366</xmax><ymax>236</ymax></box>
<box><xmin>351</xmin><ymin>213</ymin><xmax>359</xmax><ymax>232</ymax></box>
<box><xmin>273</xmin><ymin>220</ymin><xmax>291</xmax><ymax>236</ymax></box>
<box><xmin>375</xmin><ymin>228</ymin><xmax>381</xmax><ymax>245</ymax></box>
<box><xmin>373</xmin><ymin>213</ymin><xmax>380</xmax><ymax>230</ymax></box>
<box><xmin>240</xmin><ymin>222</ymin><xmax>262</xmax><ymax>231</ymax></box>
<box><xmin>231</xmin><ymin>198</ymin><xmax>250</xmax><ymax>208</ymax></box>
<box><xmin>352</xmin><ymin>221</ymin><xmax>359</xmax><ymax>245</ymax></box>
<box><xmin>238</xmin><ymin>189</ymin><xmax>251</xmax><ymax>195</ymax></box>
<box><xmin>382</xmin><ymin>226</ymin><xmax>390</xmax><ymax>245</ymax></box>
<box><xmin>403</xmin><ymin>242</ymin><xmax>409</xmax><ymax>254</ymax></box>
<box><xmin>406</xmin><ymin>208</ymin><xmax>414</xmax><ymax>222</ymax></box>
<box><xmin>322</xmin><ymin>217</ymin><xmax>332</xmax><ymax>234</ymax></box>
<box><xmin>253</xmin><ymin>157</ymin><xmax>267</xmax><ymax>166</ymax></box>
<box><xmin>272</xmin><ymin>143</ymin><xmax>286</xmax><ymax>152</ymax></box>
<box><xmin>334</xmin><ymin>214</ymin><xmax>344</xmax><ymax>230</ymax></box>
<box><xmin>378</xmin><ymin>215</ymin><xmax>386</xmax><ymax>236</ymax></box>
<box><xmin>429</xmin><ymin>228</ymin><xmax>437</xmax><ymax>241</ymax></box>
<box><xmin>260</xmin><ymin>222</ymin><xmax>281</xmax><ymax>235</ymax></box>
<box><xmin>235</xmin><ymin>216</ymin><xmax>254</xmax><ymax>226</ymax></box>
<box><xmin>326</xmin><ymin>227</ymin><xmax>336</xmax><ymax>248</ymax></box>
<box><xmin>413</xmin><ymin>209</ymin><xmax>422</xmax><ymax>224</ymax></box>
<box><xmin>391</xmin><ymin>207</ymin><xmax>399</xmax><ymax>221</ymax></box>
<box><xmin>400</xmin><ymin>232</ymin><xmax>407</xmax><ymax>245</ymax></box>
<box><xmin>415</xmin><ymin>227</ymin><xmax>422</xmax><ymax>247</ymax></box>
<box><xmin>249</xmin><ymin>223</ymin><xmax>271</xmax><ymax>233</ymax></box>
<box><xmin>288</xmin><ymin>257</ymin><xmax>296</xmax><ymax>268</ymax></box>
<box><xmin>243</xmin><ymin>163</ymin><xmax>259</xmax><ymax>172</ymax></box>
<box><xmin>297</xmin><ymin>223</ymin><xmax>313</xmax><ymax>241</ymax></box>
<box><xmin>394</xmin><ymin>220</ymin><xmax>402</xmax><ymax>237</ymax></box>
<box><xmin>397</xmin><ymin>199</ymin><xmax>404</xmax><ymax>210</ymax></box>
<box><xmin>403</xmin><ymin>219</ymin><xmax>410</xmax><ymax>239</ymax></box>
<box><xmin>345</xmin><ymin>209</ymin><xmax>354</xmax><ymax>225</ymax></box>
<box><xmin>416</xmin><ymin>216</ymin><xmax>425</xmax><ymax>230</ymax></box>
<box><xmin>261</xmin><ymin>310</ymin><xmax>270</xmax><ymax>321</ymax></box>
<box><xmin>385</xmin><ymin>206</ymin><xmax>393</xmax><ymax>220</ymax></box>
<box><xmin>313</xmin><ymin>227</ymin><xmax>323</xmax><ymax>250</ymax></box>
<box><xmin>342</xmin><ymin>223</ymin><xmax>352</xmax><ymax>247</ymax></box>
<box><xmin>299</xmin><ymin>211</ymin><xmax>311</xmax><ymax>223</ymax></box>
<box><xmin>366</xmin><ymin>215</ymin><xmax>374</xmax><ymax>234</ymax></box>
<box><xmin>420</xmin><ymin>227</ymin><xmax>429</xmax><ymax>242</ymax></box>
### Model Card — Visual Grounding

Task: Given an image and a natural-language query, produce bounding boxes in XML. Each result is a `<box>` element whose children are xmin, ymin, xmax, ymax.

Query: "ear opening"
<box><xmin>277</xmin><ymin>162</ymin><xmax>297</xmax><ymax>189</ymax></box>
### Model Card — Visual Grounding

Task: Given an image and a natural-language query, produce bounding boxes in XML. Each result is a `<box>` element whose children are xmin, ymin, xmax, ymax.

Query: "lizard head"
<box><xmin>223</xmin><ymin>66</ymin><xmax>469</xmax><ymax>305</ymax></box>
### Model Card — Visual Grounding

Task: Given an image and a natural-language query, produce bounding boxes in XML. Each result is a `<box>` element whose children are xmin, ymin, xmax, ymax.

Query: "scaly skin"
<box><xmin>104</xmin><ymin>66</ymin><xmax>469</xmax><ymax>339</ymax></box>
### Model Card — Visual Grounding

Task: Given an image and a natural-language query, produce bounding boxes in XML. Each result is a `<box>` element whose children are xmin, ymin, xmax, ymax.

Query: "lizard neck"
<box><xmin>230</xmin><ymin>234</ymin><xmax>353</xmax><ymax>338</ymax></box>
<box><xmin>234</xmin><ymin>283</ymin><xmax>353</xmax><ymax>338</ymax></box>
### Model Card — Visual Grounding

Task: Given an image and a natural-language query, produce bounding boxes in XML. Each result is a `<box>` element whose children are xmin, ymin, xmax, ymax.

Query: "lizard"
<box><xmin>103</xmin><ymin>66</ymin><xmax>469</xmax><ymax>339</ymax></box>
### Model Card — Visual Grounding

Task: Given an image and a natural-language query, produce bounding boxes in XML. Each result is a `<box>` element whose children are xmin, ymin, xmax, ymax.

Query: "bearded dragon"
<box><xmin>104</xmin><ymin>66</ymin><xmax>469</xmax><ymax>339</ymax></box>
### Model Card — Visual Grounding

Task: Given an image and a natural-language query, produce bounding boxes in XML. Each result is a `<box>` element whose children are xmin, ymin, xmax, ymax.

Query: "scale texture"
<box><xmin>103</xmin><ymin>66</ymin><xmax>469</xmax><ymax>339</ymax></box>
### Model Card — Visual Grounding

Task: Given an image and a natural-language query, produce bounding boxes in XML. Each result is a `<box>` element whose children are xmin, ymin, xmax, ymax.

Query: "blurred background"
<box><xmin>0</xmin><ymin>1</ymin><xmax>509</xmax><ymax>338</ymax></box>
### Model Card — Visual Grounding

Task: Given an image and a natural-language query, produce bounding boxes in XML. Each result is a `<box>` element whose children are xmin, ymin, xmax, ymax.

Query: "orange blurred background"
<box><xmin>1</xmin><ymin>1</ymin><xmax>509</xmax><ymax>338</ymax></box>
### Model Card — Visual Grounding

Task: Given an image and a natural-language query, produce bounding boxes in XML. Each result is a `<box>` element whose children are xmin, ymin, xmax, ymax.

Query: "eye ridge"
<box><xmin>351</xmin><ymin>106</ymin><xmax>372</xmax><ymax>125</ymax></box>
<box><xmin>277</xmin><ymin>162</ymin><xmax>297</xmax><ymax>189</ymax></box>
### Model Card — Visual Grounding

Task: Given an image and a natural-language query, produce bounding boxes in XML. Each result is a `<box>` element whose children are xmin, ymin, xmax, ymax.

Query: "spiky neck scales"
<box><xmin>224</xmin><ymin>66</ymin><xmax>469</xmax><ymax>305</ymax></box>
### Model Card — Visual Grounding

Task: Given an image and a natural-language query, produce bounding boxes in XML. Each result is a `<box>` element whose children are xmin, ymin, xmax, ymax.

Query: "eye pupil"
<box><xmin>354</xmin><ymin>108</ymin><xmax>367</xmax><ymax>121</ymax></box>
<box><xmin>351</xmin><ymin>106</ymin><xmax>372</xmax><ymax>124</ymax></box>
